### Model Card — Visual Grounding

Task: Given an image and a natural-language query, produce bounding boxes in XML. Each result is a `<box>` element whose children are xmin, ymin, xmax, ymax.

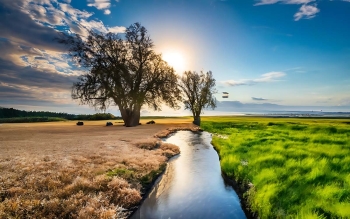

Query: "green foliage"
<box><xmin>107</xmin><ymin>168</ymin><xmax>135</xmax><ymax>180</ymax></box>
<box><xmin>77</xmin><ymin>113</ymin><xmax>116</xmax><ymax>120</ymax></box>
<box><xmin>61</xmin><ymin>23</ymin><xmax>182</xmax><ymax>127</ymax></box>
<box><xmin>0</xmin><ymin>107</ymin><xmax>119</xmax><ymax>123</ymax></box>
<box><xmin>0</xmin><ymin>107</ymin><xmax>76</xmax><ymax>119</ymax></box>
<box><xmin>0</xmin><ymin>117</ymin><xmax>66</xmax><ymax>123</ymax></box>
<box><xmin>140</xmin><ymin>163</ymin><xmax>167</xmax><ymax>186</ymax></box>
<box><xmin>201</xmin><ymin>117</ymin><xmax>350</xmax><ymax>219</ymax></box>
<box><xmin>179</xmin><ymin>71</ymin><xmax>217</xmax><ymax>125</ymax></box>
<box><xmin>106</xmin><ymin>163</ymin><xmax>167</xmax><ymax>188</ymax></box>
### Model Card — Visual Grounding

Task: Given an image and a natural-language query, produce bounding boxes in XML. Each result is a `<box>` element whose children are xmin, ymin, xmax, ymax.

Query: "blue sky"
<box><xmin>0</xmin><ymin>0</ymin><xmax>349</xmax><ymax>115</ymax></box>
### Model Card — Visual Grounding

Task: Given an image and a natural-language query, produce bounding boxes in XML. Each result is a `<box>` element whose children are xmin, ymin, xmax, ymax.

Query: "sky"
<box><xmin>0</xmin><ymin>0</ymin><xmax>350</xmax><ymax>115</ymax></box>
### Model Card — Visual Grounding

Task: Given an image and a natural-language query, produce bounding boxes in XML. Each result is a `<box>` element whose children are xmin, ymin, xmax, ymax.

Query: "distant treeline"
<box><xmin>0</xmin><ymin>117</ymin><xmax>67</xmax><ymax>123</ymax></box>
<box><xmin>0</xmin><ymin>107</ymin><xmax>121</xmax><ymax>122</ymax></box>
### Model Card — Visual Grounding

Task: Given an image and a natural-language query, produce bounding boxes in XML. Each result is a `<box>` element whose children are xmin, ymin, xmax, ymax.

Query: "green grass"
<box><xmin>106</xmin><ymin>163</ymin><xmax>167</xmax><ymax>187</ymax></box>
<box><xmin>201</xmin><ymin>116</ymin><xmax>350</xmax><ymax>219</ymax></box>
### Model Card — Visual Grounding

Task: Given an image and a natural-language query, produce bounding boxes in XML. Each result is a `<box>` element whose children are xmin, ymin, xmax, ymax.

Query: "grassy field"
<box><xmin>201</xmin><ymin>116</ymin><xmax>350</xmax><ymax>219</ymax></box>
<box><xmin>0</xmin><ymin>118</ymin><xmax>194</xmax><ymax>218</ymax></box>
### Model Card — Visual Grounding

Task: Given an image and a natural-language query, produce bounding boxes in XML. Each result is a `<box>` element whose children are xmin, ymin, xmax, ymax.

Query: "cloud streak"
<box><xmin>223</xmin><ymin>72</ymin><xmax>286</xmax><ymax>87</ymax></box>
<box><xmin>254</xmin><ymin>0</ymin><xmax>315</xmax><ymax>6</ymax></box>
<box><xmin>252</xmin><ymin>97</ymin><xmax>268</xmax><ymax>101</ymax></box>
<box><xmin>254</xmin><ymin>0</ymin><xmax>319</xmax><ymax>21</ymax></box>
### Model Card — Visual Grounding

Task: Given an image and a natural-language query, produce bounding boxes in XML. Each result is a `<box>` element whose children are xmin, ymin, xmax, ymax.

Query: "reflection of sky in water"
<box><xmin>131</xmin><ymin>131</ymin><xmax>246</xmax><ymax>219</ymax></box>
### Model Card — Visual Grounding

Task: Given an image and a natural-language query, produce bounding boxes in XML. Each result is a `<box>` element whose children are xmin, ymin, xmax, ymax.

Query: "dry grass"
<box><xmin>134</xmin><ymin>138</ymin><xmax>160</xmax><ymax>150</ymax></box>
<box><xmin>159</xmin><ymin>143</ymin><xmax>180</xmax><ymax>158</ymax></box>
<box><xmin>0</xmin><ymin>119</ymin><xmax>194</xmax><ymax>218</ymax></box>
<box><xmin>154</xmin><ymin>126</ymin><xmax>202</xmax><ymax>138</ymax></box>
<box><xmin>134</xmin><ymin>138</ymin><xmax>180</xmax><ymax>158</ymax></box>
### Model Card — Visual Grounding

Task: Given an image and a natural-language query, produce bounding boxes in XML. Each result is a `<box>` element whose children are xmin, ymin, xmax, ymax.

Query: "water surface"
<box><xmin>131</xmin><ymin>131</ymin><xmax>246</xmax><ymax>219</ymax></box>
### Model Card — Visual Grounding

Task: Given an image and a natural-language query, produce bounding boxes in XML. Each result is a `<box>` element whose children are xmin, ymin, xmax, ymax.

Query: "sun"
<box><xmin>162</xmin><ymin>52</ymin><xmax>185</xmax><ymax>74</ymax></box>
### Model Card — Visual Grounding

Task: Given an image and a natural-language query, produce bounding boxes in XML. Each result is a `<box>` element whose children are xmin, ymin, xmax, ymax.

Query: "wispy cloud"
<box><xmin>254</xmin><ymin>0</ymin><xmax>279</xmax><ymax>6</ymax></box>
<box><xmin>254</xmin><ymin>0</ymin><xmax>315</xmax><ymax>6</ymax></box>
<box><xmin>294</xmin><ymin>4</ymin><xmax>320</xmax><ymax>20</ymax></box>
<box><xmin>223</xmin><ymin>72</ymin><xmax>286</xmax><ymax>86</ymax></box>
<box><xmin>252</xmin><ymin>97</ymin><xmax>268</xmax><ymax>101</ymax></box>
<box><xmin>254</xmin><ymin>0</ymin><xmax>319</xmax><ymax>21</ymax></box>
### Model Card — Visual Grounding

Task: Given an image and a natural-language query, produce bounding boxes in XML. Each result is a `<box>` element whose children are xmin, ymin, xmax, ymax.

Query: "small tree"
<box><xmin>179</xmin><ymin>71</ymin><xmax>217</xmax><ymax>126</ymax></box>
<box><xmin>59</xmin><ymin>23</ymin><xmax>181</xmax><ymax>127</ymax></box>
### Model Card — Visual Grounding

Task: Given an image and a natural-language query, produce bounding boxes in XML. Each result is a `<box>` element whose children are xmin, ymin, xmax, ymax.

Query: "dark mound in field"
<box><xmin>106</xmin><ymin>122</ymin><xmax>113</xmax><ymax>126</ymax></box>
<box><xmin>76</xmin><ymin>121</ymin><xmax>84</xmax><ymax>126</ymax></box>
<box><xmin>146</xmin><ymin>120</ymin><xmax>155</xmax><ymax>124</ymax></box>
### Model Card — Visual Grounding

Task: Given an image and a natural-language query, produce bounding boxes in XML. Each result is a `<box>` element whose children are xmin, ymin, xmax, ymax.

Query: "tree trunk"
<box><xmin>120</xmin><ymin>106</ymin><xmax>141</xmax><ymax>127</ymax></box>
<box><xmin>193</xmin><ymin>116</ymin><xmax>201</xmax><ymax>126</ymax></box>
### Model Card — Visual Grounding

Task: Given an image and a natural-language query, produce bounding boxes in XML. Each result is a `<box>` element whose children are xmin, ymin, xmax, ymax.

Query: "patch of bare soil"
<box><xmin>0</xmin><ymin>119</ymin><xmax>194</xmax><ymax>218</ymax></box>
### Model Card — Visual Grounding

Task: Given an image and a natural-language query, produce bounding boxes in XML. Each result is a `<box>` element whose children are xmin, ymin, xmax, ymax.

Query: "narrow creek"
<box><xmin>131</xmin><ymin>131</ymin><xmax>247</xmax><ymax>219</ymax></box>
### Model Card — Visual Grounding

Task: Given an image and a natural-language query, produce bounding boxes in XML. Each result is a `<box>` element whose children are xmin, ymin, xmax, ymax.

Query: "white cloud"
<box><xmin>223</xmin><ymin>71</ymin><xmax>286</xmax><ymax>86</ymax></box>
<box><xmin>18</xmin><ymin>1</ymin><xmax>124</xmax><ymax>37</ymax></box>
<box><xmin>59</xmin><ymin>3</ymin><xmax>94</xmax><ymax>20</ymax></box>
<box><xmin>108</xmin><ymin>26</ymin><xmax>126</xmax><ymax>33</ymax></box>
<box><xmin>87</xmin><ymin>0</ymin><xmax>121</xmax><ymax>14</ymax></box>
<box><xmin>87</xmin><ymin>0</ymin><xmax>111</xmax><ymax>10</ymax></box>
<box><xmin>294</xmin><ymin>4</ymin><xmax>320</xmax><ymax>21</ymax></box>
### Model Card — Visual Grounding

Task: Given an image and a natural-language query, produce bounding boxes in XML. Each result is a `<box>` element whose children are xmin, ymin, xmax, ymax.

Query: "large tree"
<box><xmin>179</xmin><ymin>71</ymin><xmax>217</xmax><ymax>126</ymax></box>
<box><xmin>59</xmin><ymin>23</ymin><xmax>181</xmax><ymax>127</ymax></box>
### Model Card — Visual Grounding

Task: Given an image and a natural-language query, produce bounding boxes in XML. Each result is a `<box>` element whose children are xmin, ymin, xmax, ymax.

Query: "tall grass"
<box><xmin>0</xmin><ymin>139</ymin><xmax>180</xmax><ymax>219</ymax></box>
<box><xmin>201</xmin><ymin>117</ymin><xmax>350</xmax><ymax>219</ymax></box>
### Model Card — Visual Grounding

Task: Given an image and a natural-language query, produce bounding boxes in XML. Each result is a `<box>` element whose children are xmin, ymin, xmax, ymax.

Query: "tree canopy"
<box><xmin>179</xmin><ymin>71</ymin><xmax>217</xmax><ymax>126</ymax></box>
<box><xmin>59</xmin><ymin>23</ymin><xmax>181</xmax><ymax>126</ymax></box>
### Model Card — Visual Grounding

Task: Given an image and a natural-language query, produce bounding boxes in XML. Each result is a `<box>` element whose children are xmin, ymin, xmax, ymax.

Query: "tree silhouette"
<box><xmin>179</xmin><ymin>71</ymin><xmax>217</xmax><ymax>126</ymax></box>
<box><xmin>59</xmin><ymin>23</ymin><xmax>181</xmax><ymax>127</ymax></box>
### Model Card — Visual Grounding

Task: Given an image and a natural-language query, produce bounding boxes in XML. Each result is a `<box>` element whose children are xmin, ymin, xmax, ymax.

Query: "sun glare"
<box><xmin>162</xmin><ymin>52</ymin><xmax>186</xmax><ymax>74</ymax></box>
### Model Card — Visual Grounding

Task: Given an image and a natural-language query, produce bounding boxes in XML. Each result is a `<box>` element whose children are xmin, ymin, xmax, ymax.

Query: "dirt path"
<box><xmin>0</xmin><ymin>119</ymin><xmax>192</xmax><ymax>158</ymax></box>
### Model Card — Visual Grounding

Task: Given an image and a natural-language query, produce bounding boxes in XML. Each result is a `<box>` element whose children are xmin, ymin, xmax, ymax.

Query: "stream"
<box><xmin>130</xmin><ymin>131</ymin><xmax>247</xmax><ymax>219</ymax></box>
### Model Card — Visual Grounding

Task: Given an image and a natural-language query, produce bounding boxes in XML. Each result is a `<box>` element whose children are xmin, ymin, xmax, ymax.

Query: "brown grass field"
<box><xmin>0</xmin><ymin>118</ymin><xmax>195</xmax><ymax>218</ymax></box>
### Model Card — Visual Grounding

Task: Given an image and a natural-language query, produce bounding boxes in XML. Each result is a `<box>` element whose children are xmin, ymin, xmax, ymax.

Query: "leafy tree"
<box><xmin>59</xmin><ymin>23</ymin><xmax>181</xmax><ymax>126</ymax></box>
<box><xmin>179</xmin><ymin>71</ymin><xmax>217</xmax><ymax>126</ymax></box>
